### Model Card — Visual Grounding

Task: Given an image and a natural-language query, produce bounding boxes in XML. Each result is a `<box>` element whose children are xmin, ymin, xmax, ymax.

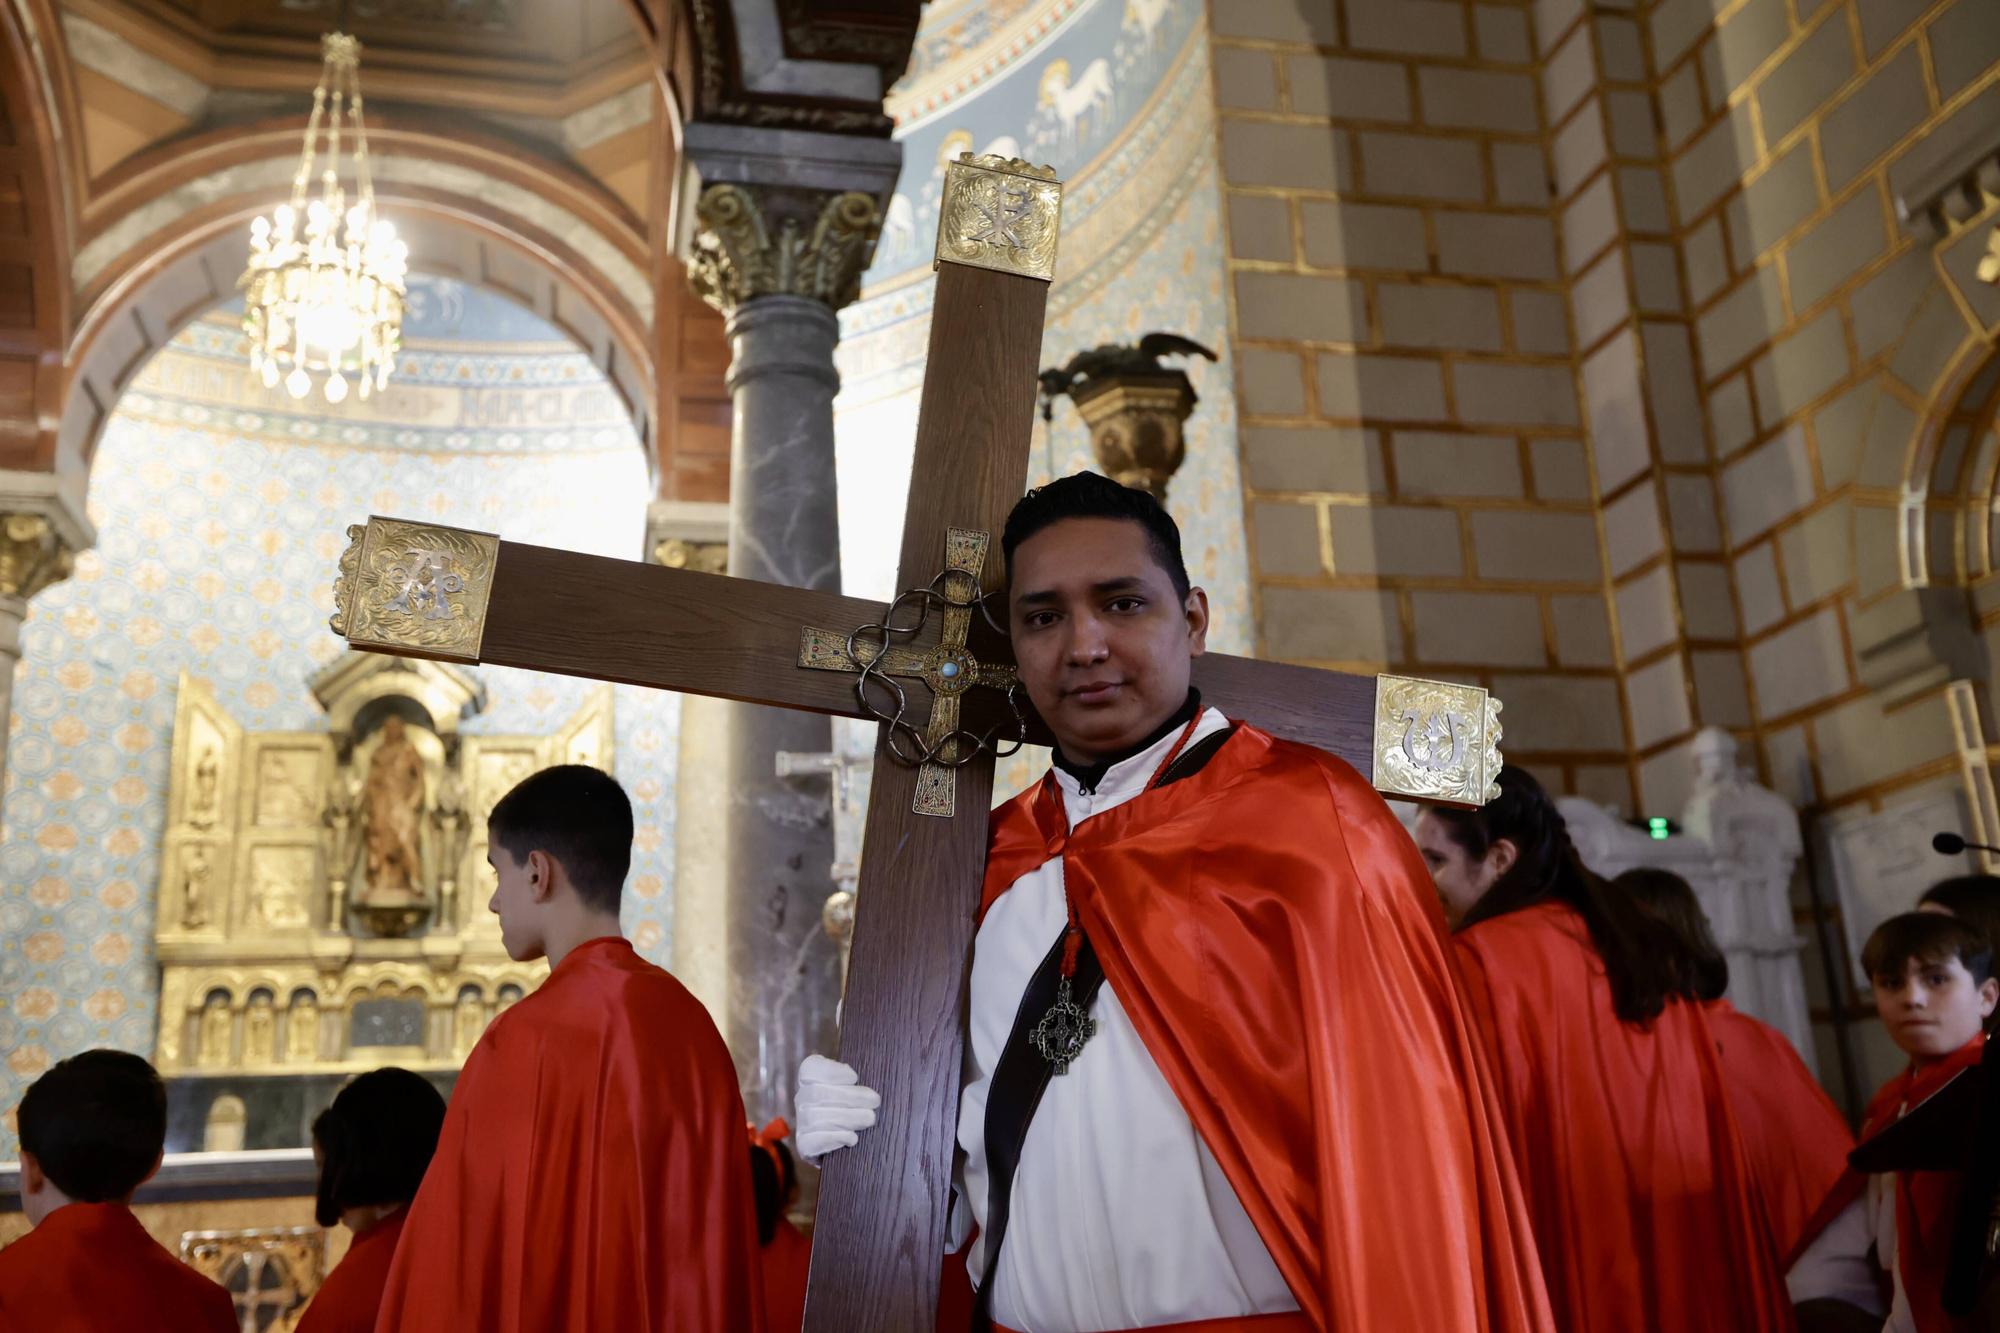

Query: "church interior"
<box><xmin>1</xmin><ymin>0</ymin><xmax>1998</xmax><ymax>1323</ymax></box>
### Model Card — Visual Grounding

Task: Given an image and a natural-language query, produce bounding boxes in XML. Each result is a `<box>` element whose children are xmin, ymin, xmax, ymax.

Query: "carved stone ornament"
<box><xmin>1980</xmin><ymin>224</ymin><xmax>2000</xmax><ymax>288</ymax></box>
<box><xmin>330</xmin><ymin>517</ymin><xmax>500</xmax><ymax>664</ymax></box>
<box><xmin>1072</xmin><ymin>374</ymin><xmax>1197</xmax><ymax>501</ymax></box>
<box><xmin>653</xmin><ymin>537</ymin><xmax>729</xmax><ymax>574</ymax></box>
<box><xmin>0</xmin><ymin>512</ymin><xmax>77</xmax><ymax>602</ymax></box>
<box><xmin>687</xmin><ymin>184</ymin><xmax>884</xmax><ymax>313</ymax></box>
<box><xmin>936</xmin><ymin>154</ymin><xmax>1063</xmax><ymax>283</ymax></box>
<box><xmin>1372</xmin><ymin>674</ymin><xmax>1504</xmax><ymax>806</ymax></box>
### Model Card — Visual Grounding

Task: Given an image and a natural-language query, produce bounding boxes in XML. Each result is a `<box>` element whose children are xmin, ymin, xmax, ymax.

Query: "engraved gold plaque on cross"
<box><xmin>1372</xmin><ymin>674</ymin><xmax>1504</xmax><ymax>805</ymax></box>
<box><xmin>799</xmin><ymin>528</ymin><xmax>1019</xmax><ymax>819</ymax></box>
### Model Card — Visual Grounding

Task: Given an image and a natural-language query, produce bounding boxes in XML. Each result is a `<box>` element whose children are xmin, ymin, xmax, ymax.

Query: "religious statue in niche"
<box><xmin>180</xmin><ymin>845</ymin><xmax>212</xmax><ymax>929</ymax></box>
<box><xmin>197</xmin><ymin>993</ymin><xmax>232</xmax><ymax>1068</ymax></box>
<box><xmin>453</xmin><ymin>987</ymin><xmax>486</xmax><ymax>1059</ymax></box>
<box><xmin>432</xmin><ymin>764</ymin><xmax>472</xmax><ymax>929</ymax></box>
<box><xmin>364</xmin><ymin>716</ymin><xmax>426</xmax><ymax>893</ymax></box>
<box><xmin>190</xmin><ymin>746</ymin><xmax>221</xmax><ymax>828</ymax></box>
<box><xmin>286</xmin><ymin>993</ymin><xmax>318</xmax><ymax>1064</ymax></box>
<box><xmin>243</xmin><ymin>993</ymin><xmax>276</xmax><ymax>1066</ymax></box>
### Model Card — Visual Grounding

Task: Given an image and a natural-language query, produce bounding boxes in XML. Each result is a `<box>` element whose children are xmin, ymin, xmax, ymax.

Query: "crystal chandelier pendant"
<box><xmin>239</xmin><ymin>33</ymin><xmax>408</xmax><ymax>407</ymax></box>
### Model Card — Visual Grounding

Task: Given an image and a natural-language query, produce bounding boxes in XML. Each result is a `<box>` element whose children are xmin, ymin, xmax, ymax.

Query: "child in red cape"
<box><xmin>294</xmin><ymin>1068</ymin><xmax>446</xmax><ymax>1333</ymax></box>
<box><xmin>1789</xmin><ymin>911</ymin><xmax>1998</xmax><ymax>1331</ymax></box>
<box><xmin>0</xmin><ymin>1050</ymin><xmax>235</xmax><ymax>1333</ymax></box>
<box><xmin>1616</xmin><ymin>867</ymin><xmax>1852</xmax><ymax>1261</ymax></box>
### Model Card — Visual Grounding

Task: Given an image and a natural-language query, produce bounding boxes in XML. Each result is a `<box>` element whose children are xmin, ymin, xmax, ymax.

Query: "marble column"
<box><xmin>0</xmin><ymin>472</ymin><xmax>94</xmax><ymax>823</ymax></box>
<box><xmin>673</xmin><ymin>127</ymin><xmax>899</xmax><ymax>1126</ymax></box>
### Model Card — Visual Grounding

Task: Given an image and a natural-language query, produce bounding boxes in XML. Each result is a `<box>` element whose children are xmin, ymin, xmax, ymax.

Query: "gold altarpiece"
<box><xmin>152</xmin><ymin>653</ymin><xmax>612</xmax><ymax>1089</ymax></box>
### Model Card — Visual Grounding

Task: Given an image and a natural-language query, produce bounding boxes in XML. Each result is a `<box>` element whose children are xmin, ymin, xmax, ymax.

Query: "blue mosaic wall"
<box><xmin>0</xmin><ymin>277</ymin><xmax>678</xmax><ymax>1152</ymax></box>
<box><xmin>835</xmin><ymin>0</ymin><xmax>1249</xmax><ymax>656</ymax></box>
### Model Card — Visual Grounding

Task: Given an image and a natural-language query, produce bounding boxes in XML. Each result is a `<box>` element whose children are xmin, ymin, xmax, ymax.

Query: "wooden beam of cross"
<box><xmin>326</xmin><ymin>154</ymin><xmax>1503</xmax><ymax>1330</ymax></box>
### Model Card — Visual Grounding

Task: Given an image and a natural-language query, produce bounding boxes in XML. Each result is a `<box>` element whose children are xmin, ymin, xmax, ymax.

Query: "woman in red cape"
<box><xmin>1417</xmin><ymin>767</ymin><xmax>1794</xmax><ymax>1332</ymax></box>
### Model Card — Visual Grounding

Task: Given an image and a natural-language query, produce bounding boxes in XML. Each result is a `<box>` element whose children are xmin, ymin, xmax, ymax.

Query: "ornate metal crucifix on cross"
<box><xmin>327</xmin><ymin>152</ymin><xmax>1502</xmax><ymax>1330</ymax></box>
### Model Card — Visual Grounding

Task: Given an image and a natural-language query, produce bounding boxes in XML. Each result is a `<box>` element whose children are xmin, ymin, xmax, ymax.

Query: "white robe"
<box><xmin>955</xmin><ymin>709</ymin><xmax>1298</xmax><ymax>1333</ymax></box>
<box><xmin>1786</xmin><ymin>1180</ymin><xmax>1911</xmax><ymax>1331</ymax></box>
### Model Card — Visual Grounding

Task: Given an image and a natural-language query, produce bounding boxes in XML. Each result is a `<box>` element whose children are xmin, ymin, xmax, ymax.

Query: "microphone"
<box><xmin>1933</xmin><ymin>831</ymin><xmax>2000</xmax><ymax>856</ymax></box>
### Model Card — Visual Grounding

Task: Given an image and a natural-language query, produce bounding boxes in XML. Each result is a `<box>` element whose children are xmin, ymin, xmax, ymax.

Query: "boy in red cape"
<box><xmin>0</xmin><ymin>1049</ymin><xmax>235</xmax><ymax>1333</ymax></box>
<box><xmin>374</xmin><ymin>765</ymin><xmax>764</xmax><ymax>1332</ymax></box>
<box><xmin>795</xmin><ymin>473</ymin><xmax>1552</xmax><ymax>1332</ymax></box>
<box><xmin>1789</xmin><ymin>911</ymin><xmax>1997</xmax><ymax>1332</ymax></box>
<box><xmin>1618</xmin><ymin>867</ymin><xmax>1853</xmax><ymax>1260</ymax></box>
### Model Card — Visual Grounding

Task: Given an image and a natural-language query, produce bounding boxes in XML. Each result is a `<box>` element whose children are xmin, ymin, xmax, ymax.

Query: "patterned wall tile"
<box><xmin>0</xmin><ymin>279</ymin><xmax>678</xmax><ymax>1154</ymax></box>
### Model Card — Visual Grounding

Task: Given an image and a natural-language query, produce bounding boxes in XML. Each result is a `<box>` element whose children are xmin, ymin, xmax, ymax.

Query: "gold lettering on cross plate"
<box><xmin>1372</xmin><ymin>674</ymin><xmax>1504</xmax><ymax>806</ymax></box>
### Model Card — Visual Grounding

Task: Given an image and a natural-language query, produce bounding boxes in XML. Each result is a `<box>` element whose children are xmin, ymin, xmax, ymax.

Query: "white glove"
<box><xmin>794</xmin><ymin>1054</ymin><xmax>881</xmax><ymax>1163</ymax></box>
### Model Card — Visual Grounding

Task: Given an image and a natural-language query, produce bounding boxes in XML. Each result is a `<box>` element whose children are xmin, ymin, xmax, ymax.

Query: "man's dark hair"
<box><xmin>18</xmin><ymin>1049</ymin><xmax>166</xmax><ymax>1202</ymax></box>
<box><xmin>1616</xmin><ymin>867</ymin><xmax>1729</xmax><ymax>1003</ymax></box>
<box><xmin>488</xmin><ymin>765</ymin><xmax>633</xmax><ymax>912</ymax></box>
<box><xmin>311</xmin><ymin>1067</ymin><xmax>447</xmax><ymax>1227</ymax></box>
<box><xmin>1436</xmin><ymin>766</ymin><xmax>1709</xmax><ymax>1024</ymax></box>
<box><xmin>1002</xmin><ymin>471</ymin><xmax>1190</xmax><ymax>600</ymax></box>
<box><xmin>1863</xmin><ymin>911</ymin><xmax>1995</xmax><ymax>986</ymax></box>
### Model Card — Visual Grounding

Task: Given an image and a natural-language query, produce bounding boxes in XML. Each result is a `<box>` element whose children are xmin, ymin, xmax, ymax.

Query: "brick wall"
<box><xmin>1214</xmin><ymin>0</ymin><xmax>2000</xmax><ymax>834</ymax></box>
<box><xmin>1212</xmin><ymin>0</ymin><xmax>1636</xmax><ymax>810</ymax></box>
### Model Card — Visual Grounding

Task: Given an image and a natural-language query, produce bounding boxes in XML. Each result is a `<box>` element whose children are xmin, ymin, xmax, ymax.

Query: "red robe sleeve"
<box><xmin>1709</xmin><ymin>1001</ymin><xmax>1852</xmax><ymax>1258</ymax></box>
<box><xmin>1455</xmin><ymin>905</ymin><xmax>1794</xmax><ymax>1333</ymax></box>
<box><xmin>993</xmin><ymin>725</ymin><xmax>1553</xmax><ymax>1331</ymax></box>
<box><xmin>372</xmin><ymin>938</ymin><xmax>764</xmax><ymax>1333</ymax></box>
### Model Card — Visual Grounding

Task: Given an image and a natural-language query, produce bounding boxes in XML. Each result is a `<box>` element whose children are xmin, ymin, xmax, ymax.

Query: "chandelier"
<box><xmin>240</xmin><ymin>33</ymin><xmax>408</xmax><ymax>405</ymax></box>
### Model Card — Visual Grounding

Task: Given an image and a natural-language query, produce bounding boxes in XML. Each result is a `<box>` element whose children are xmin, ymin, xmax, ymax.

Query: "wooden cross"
<box><xmin>327</xmin><ymin>154</ymin><xmax>1503</xmax><ymax>1330</ymax></box>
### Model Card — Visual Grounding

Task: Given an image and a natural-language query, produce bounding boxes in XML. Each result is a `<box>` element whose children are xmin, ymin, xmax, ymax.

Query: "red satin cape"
<box><xmin>373</xmin><ymin>936</ymin><xmax>764</xmax><ymax>1332</ymax></box>
<box><xmin>0</xmin><ymin>1202</ymin><xmax>236</xmax><ymax>1333</ymax></box>
<box><xmin>980</xmin><ymin>723</ymin><xmax>1553</xmax><ymax>1332</ymax></box>
<box><xmin>1794</xmin><ymin>1035</ymin><xmax>1987</xmax><ymax>1333</ymax></box>
<box><xmin>1708</xmin><ymin>1000</ymin><xmax>1852</xmax><ymax>1259</ymax></box>
<box><xmin>295</xmin><ymin>1208</ymin><xmax>405</xmax><ymax>1333</ymax></box>
<box><xmin>1454</xmin><ymin>903</ymin><xmax>1794</xmax><ymax>1333</ymax></box>
<box><xmin>760</xmin><ymin>1221</ymin><xmax>810</xmax><ymax>1333</ymax></box>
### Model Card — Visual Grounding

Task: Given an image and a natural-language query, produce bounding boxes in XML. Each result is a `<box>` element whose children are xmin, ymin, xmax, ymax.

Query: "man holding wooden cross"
<box><xmin>324</xmin><ymin>152</ymin><xmax>1549</xmax><ymax>1330</ymax></box>
<box><xmin>796</xmin><ymin>470</ymin><xmax>1553</xmax><ymax>1333</ymax></box>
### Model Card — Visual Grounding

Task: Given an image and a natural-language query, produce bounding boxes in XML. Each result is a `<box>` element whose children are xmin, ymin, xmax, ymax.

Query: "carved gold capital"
<box><xmin>1373</xmin><ymin>674</ymin><xmax>1503</xmax><ymax>806</ymax></box>
<box><xmin>1979</xmin><ymin>224</ymin><xmax>1999</xmax><ymax>288</ymax></box>
<box><xmin>653</xmin><ymin>537</ymin><xmax>729</xmax><ymax>573</ymax></box>
<box><xmin>688</xmin><ymin>184</ymin><xmax>884</xmax><ymax>313</ymax></box>
<box><xmin>0</xmin><ymin>512</ymin><xmax>79</xmax><ymax>602</ymax></box>
<box><xmin>936</xmin><ymin>154</ymin><xmax>1063</xmax><ymax>282</ymax></box>
<box><xmin>330</xmin><ymin>516</ymin><xmax>499</xmax><ymax>664</ymax></box>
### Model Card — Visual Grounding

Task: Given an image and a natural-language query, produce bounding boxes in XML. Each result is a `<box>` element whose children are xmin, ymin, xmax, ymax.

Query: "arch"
<box><xmin>0</xmin><ymin>0</ymin><xmax>84</xmax><ymax>471</ymax></box>
<box><xmin>54</xmin><ymin>126</ymin><xmax>660</xmax><ymax>483</ymax></box>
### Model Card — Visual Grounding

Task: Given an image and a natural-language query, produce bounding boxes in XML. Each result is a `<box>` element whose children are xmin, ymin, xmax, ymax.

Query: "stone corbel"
<box><xmin>644</xmin><ymin>499</ymin><xmax>730</xmax><ymax>573</ymax></box>
<box><xmin>0</xmin><ymin>469</ymin><xmax>94</xmax><ymax>608</ymax></box>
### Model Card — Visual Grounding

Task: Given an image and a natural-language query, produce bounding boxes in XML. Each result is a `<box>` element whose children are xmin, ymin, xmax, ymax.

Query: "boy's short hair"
<box><xmin>1002</xmin><ymin>471</ymin><xmax>1191</xmax><ymax>600</ymax></box>
<box><xmin>311</xmin><ymin>1067</ymin><xmax>447</xmax><ymax>1226</ymax></box>
<box><xmin>488</xmin><ymin>765</ymin><xmax>633</xmax><ymax>913</ymax></box>
<box><xmin>1862</xmin><ymin>911</ymin><xmax>1995</xmax><ymax>985</ymax></box>
<box><xmin>17</xmin><ymin>1049</ymin><xmax>166</xmax><ymax>1201</ymax></box>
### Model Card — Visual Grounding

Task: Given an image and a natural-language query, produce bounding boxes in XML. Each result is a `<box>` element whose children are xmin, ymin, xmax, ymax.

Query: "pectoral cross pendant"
<box><xmin>1031</xmin><ymin>977</ymin><xmax>1095</xmax><ymax>1075</ymax></box>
